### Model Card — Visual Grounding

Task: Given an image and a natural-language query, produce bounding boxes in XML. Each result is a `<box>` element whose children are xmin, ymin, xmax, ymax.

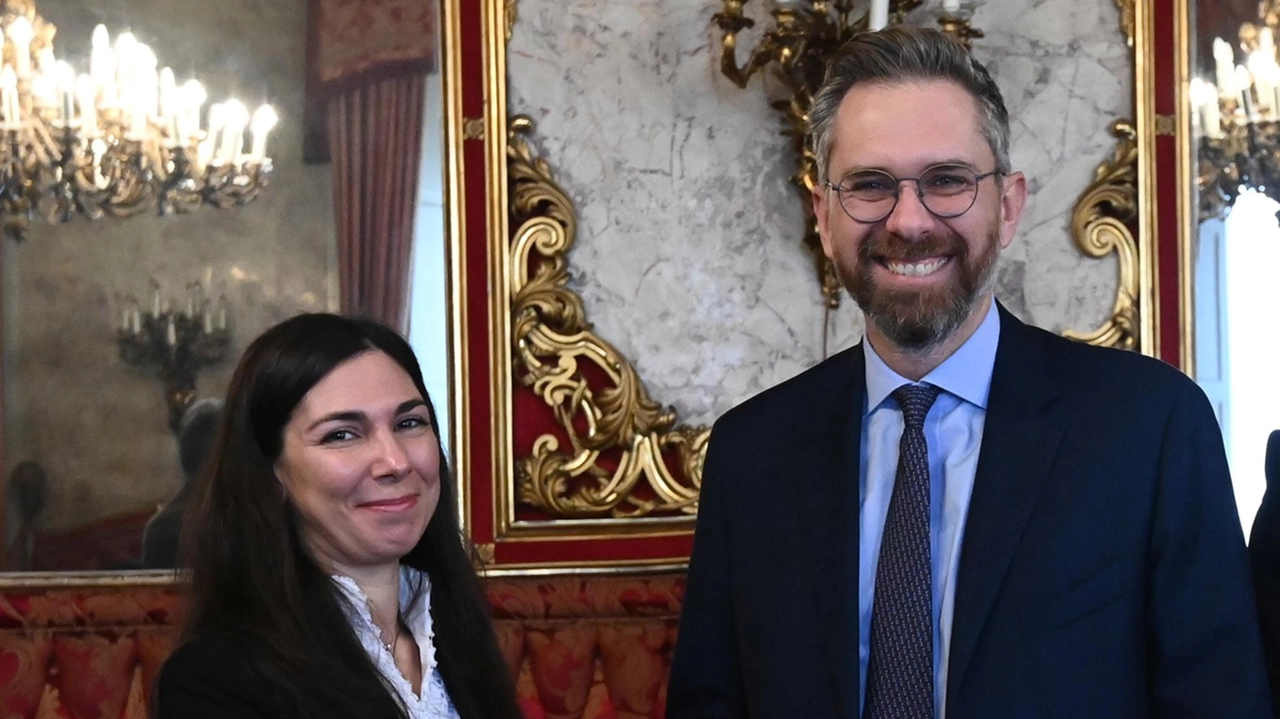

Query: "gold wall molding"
<box><xmin>507</xmin><ymin>115</ymin><xmax>708</xmax><ymax>519</ymax></box>
<box><xmin>1063</xmin><ymin>121</ymin><xmax>1140</xmax><ymax>351</ymax></box>
<box><xmin>1116</xmin><ymin>0</ymin><xmax>1135</xmax><ymax>47</ymax></box>
<box><xmin>504</xmin><ymin>0</ymin><xmax>517</xmax><ymax>41</ymax></box>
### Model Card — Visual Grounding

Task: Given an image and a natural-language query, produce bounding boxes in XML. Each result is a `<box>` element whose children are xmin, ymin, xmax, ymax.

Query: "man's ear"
<box><xmin>813</xmin><ymin>182</ymin><xmax>835</xmax><ymax>259</ymax></box>
<box><xmin>997</xmin><ymin>171</ymin><xmax>1027</xmax><ymax>249</ymax></box>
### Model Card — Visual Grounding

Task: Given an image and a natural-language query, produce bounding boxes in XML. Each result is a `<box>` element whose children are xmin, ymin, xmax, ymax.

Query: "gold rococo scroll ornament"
<box><xmin>508</xmin><ymin>115</ymin><xmax>709</xmax><ymax>519</ymax></box>
<box><xmin>1062</xmin><ymin>0</ymin><xmax>1141</xmax><ymax>351</ymax></box>
<box><xmin>1062</xmin><ymin>121</ymin><xmax>1140</xmax><ymax>351</ymax></box>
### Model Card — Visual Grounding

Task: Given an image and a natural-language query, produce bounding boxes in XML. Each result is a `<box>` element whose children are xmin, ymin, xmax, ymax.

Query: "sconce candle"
<box><xmin>943</xmin><ymin>0</ymin><xmax>962</xmax><ymax>12</ymax></box>
<box><xmin>869</xmin><ymin>0</ymin><xmax>889</xmax><ymax>30</ymax></box>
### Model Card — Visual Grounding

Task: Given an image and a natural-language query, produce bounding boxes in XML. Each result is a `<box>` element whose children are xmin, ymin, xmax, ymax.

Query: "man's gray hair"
<box><xmin>808</xmin><ymin>26</ymin><xmax>1011</xmax><ymax>184</ymax></box>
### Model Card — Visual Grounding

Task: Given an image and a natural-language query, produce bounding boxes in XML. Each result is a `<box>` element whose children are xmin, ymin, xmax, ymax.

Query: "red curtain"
<box><xmin>306</xmin><ymin>0</ymin><xmax>437</xmax><ymax>329</ymax></box>
<box><xmin>328</xmin><ymin>77</ymin><xmax>425</xmax><ymax>330</ymax></box>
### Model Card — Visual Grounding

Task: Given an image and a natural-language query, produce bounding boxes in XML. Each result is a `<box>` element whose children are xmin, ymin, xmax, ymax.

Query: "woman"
<box><xmin>155</xmin><ymin>314</ymin><xmax>521</xmax><ymax>719</ymax></box>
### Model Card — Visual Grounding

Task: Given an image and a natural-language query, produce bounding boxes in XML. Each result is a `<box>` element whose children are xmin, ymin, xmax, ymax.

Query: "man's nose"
<box><xmin>883</xmin><ymin>182</ymin><xmax>934</xmax><ymax>239</ymax></box>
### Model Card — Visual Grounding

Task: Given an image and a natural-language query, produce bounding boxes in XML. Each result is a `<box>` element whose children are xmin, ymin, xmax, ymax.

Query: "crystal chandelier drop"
<box><xmin>0</xmin><ymin>0</ymin><xmax>277</xmax><ymax>240</ymax></box>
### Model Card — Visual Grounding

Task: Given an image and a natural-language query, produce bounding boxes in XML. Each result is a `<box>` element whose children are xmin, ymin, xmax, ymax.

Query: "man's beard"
<box><xmin>835</xmin><ymin>226</ymin><xmax>1001</xmax><ymax>352</ymax></box>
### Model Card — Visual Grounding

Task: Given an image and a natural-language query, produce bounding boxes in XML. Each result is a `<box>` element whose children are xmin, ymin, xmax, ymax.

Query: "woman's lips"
<box><xmin>357</xmin><ymin>495</ymin><xmax>419</xmax><ymax>511</ymax></box>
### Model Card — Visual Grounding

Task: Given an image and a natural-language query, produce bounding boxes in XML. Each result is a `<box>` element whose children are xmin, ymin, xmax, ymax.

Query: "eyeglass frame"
<box><xmin>822</xmin><ymin>164</ymin><xmax>1005</xmax><ymax>225</ymax></box>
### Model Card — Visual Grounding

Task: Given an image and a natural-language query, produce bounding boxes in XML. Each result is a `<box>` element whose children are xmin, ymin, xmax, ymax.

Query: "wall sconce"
<box><xmin>116</xmin><ymin>280</ymin><xmax>229</xmax><ymax>431</ymax></box>
<box><xmin>711</xmin><ymin>0</ymin><xmax>984</xmax><ymax>343</ymax></box>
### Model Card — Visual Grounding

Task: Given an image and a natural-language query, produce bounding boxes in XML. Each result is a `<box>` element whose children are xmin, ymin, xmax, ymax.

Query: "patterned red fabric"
<box><xmin>53</xmin><ymin>633</ymin><xmax>136</xmax><ymax>719</ymax></box>
<box><xmin>0</xmin><ymin>632</ymin><xmax>51</xmax><ymax>718</ymax></box>
<box><xmin>0</xmin><ymin>575</ymin><xmax>683</xmax><ymax>719</ymax></box>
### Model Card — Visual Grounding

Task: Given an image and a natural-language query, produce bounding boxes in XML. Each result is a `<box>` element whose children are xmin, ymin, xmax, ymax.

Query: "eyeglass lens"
<box><xmin>835</xmin><ymin>165</ymin><xmax>981</xmax><ymax>222</ymax></box>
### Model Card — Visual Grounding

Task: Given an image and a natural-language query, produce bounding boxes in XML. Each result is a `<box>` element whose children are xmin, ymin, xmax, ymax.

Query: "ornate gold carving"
<box><xmin>1116</xmin><ymin>0</ymin><xmax>1135</xmax><ymax>47</ymax></box>
<box><xmin>504</xmin><ymin>0</ymin><xmax>517</xmax><ymax>41</ymax></box>
<box><xmin>1154</xmin><ymin>114</ymin><xmax>1175</xmax><ymax>136</ymax></box>
<box><xmin>507</xmin><ymin>115</ymin><xmax>708</xmax><ymax>519</ymax></box>
<box><xmin>475</xmin><ymin>543</ymin><xmax>496</xmax><ymax>564</ymax></box>
<box><xmin>463</xmin><ymin>117</ymin><xmax>485</xmax><ymax>140</ymax></box>
<box><xmin>1063</xmin><ymin>121</ymin><xmax>1140</xmax><ymax>351</ymax></box>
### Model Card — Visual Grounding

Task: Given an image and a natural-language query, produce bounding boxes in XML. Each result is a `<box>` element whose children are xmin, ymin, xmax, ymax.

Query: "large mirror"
<box><xmin>0</xmin><ymin>0</ymin><xmax>453</xmax><ymax>574</ymax></box>
<box><xmin>1187</xmin><ymin>0</ymin><xmax>1280</xmax><ymax>531</ymax></box>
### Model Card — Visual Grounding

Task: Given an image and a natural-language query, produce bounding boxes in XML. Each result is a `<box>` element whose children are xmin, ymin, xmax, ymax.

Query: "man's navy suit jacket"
<box><xmin>667</xmin><ymin>305</ymin><xmax>1271</xmax><ymax>719</ymax></box>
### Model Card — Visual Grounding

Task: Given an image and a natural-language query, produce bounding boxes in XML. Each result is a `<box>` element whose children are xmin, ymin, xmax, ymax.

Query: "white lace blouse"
<box><xmin>331</xmin><ymin>566</ymin><xmax>462</xmax><ymax>719</ymax></box>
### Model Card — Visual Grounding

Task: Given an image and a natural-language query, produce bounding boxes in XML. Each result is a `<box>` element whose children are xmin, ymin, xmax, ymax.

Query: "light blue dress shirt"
<box><xmin>858</xmin><ymin>298</ymin><xmax>1000</xmax><ymax>719</ymax></box>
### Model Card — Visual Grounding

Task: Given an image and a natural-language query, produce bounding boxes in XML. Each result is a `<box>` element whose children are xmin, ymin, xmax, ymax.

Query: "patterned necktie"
<box><xmin>864</xmin><ymin>383</ymin><xmax>941</xmax><ymax>719</ymax></box>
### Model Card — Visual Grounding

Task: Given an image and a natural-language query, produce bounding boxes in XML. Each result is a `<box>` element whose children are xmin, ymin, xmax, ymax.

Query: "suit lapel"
<box><xmin>946</xmin><ymin>306</ymin><xmax>1064</xmax><ymax>704</ymax></box>
<box><xmin>797</xmin><ymin>344</ymin><xmax>865</xmax><ymax>719</ymax></box>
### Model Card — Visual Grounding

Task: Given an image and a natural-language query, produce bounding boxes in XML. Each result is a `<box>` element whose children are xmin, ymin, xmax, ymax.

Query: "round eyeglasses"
<box><xmin>824</xmin><ymin>164</ymin><xmax>1003</xmax><ymax>224</ymax></box>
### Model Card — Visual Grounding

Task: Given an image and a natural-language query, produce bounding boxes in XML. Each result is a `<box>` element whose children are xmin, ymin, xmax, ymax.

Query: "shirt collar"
<box><xmin>863</xmin><ymin>297</ymin><xmax>1001</xmax><ymax>414</ymax></box>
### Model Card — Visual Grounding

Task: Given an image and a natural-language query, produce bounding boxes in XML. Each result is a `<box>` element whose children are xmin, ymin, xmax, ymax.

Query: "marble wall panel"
<box><xmin>507</xmin><ymin>0</ymin><xmax>1132</xmax><ymax>426</ymax></box>
<box><xmin>1</xmin><ymin>0</ymin><xmax>336</xmax><ymax>537</ymax></box>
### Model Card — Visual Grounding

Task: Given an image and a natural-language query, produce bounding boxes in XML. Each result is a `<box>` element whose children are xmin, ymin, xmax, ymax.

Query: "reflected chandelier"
<box><xmin>0</xmin><ymin>0</ymin><xmax>276</xmax><ymax>240</ymax></box>
<box><xmin>1192</xmin><ymin>3</ymin><xmax>1280</xmax><ymax>218</ymax></box>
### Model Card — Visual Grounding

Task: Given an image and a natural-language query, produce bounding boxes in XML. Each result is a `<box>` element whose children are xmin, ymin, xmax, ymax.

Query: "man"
<box><xmin>666</xmin><ymin>26</ymin><xmax>1269</xmax><ymax>719</ymax></box>
<box><xmin>142</xmin><ymin>398</ymin><xmax>224</xmax><ymax>568</ymax></box>
<box><xmin>1250</xmin><ymin>430</ymin><xmax>1280</xmax><ymax>713</ymax></box>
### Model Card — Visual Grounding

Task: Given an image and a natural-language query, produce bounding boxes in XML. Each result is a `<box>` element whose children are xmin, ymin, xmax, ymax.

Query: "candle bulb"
<box><xmin>202</xmin><ymin>304</ymin><xmax>213</xmax><ymax>334</ymax></box>
<box><xmin>182</xmin><ymin>80</ymin><xmax>206</xmax><ymax>139</ymax></box>
<box><xmin>219</xmin><ymin>100</ymin><xmax>248</xmax><ymax>166</ymax></box>
<box><xmin>199</xmin><ymin>102</ymin><xmax>225</xmax><ymax>170</ymax></box>
<box><xmin>1248</xmin><ymin>52</ymin><xmax>1276</xmax><ymax>115</ymax></box>
<box><xmin>249</xmin><ymin>105</ymin><xmax>278</xmax><ymax>163</ymax></box>
<box><xmin>90</xmin><ymin>25</ymin><xmax>112</xmax><ymax>87</ymax></box>
<box><xmin>76</xmin><ymin>74</ymin><xmax>97</xmax><ymax>136</ymax></box>
<box><xmin>37</xmin><ymin>48</ymin><xmax>54</xmax><ymax>76</ymax></box>
<box><xmin>1238</xmin><ymin>64</ymin><xmax>1257</xmax><ymax>119</ymax></box>
<box><xmin>131</xmin><ymin>308</ymin><xmax>141</xmax><ymax>335</ymax></box>
<box><xmin>943</xmin><ymin>0</ymin><xmax>962</xmax><ymax>12</ymax></box>
<box><xmin>55</xmin><ymin>61</ymin><xmax>75</xmax><ymax>126</ymax></box>
<box><xmin>91</xmin><ymin>139</ymin><xmax>108</xmax><ymax>189</ymax></box>
<box><xmin>166</xmin><ymin>316</ymin><xmax>177</xmax><ymax>346</ymax></box>
<box><xmin>158</xmin><ymin>67</ymin><xmax>175</xmax><ymax>121</ymax></box>
<box><xmin>1214</xmin><ymin>38</ymin><xmax>1238</xmax><ymax>101</ymax></box>
<box><xmin>8</xmin><ymin>17</ymin><xmax>33</xmax><ymax>79</ymax></box>
<box><xmin>0</xmin><ymin>65</ymin><xmax>17</xmax><ymax>127</ymax></box>
<box><xmin>868</xmin><ymin>0</ymin><xmax>889</xmax><ymax>30</ymax></box>
<box><xmin>216</xmin><ymin>295</ymin><xmax>227</xmax><ymax>331</ymax></box>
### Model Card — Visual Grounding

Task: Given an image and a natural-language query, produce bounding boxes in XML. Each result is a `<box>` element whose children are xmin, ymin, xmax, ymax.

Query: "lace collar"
<box><xmin>331</xmin><ymin>566</ymin><xmax>460</xmax><ymax>719</ymax></box>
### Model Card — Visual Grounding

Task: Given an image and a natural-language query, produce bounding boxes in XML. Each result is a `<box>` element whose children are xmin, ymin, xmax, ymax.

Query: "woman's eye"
<box><xmin>396</xmin><ymin>415</ymin><xmax>430</xmax><ymax>431</ymax></box>
<box><xmin>321</xmin><ymin>429</ymin><xmax>358</xmax><ymax>444</ymax></box>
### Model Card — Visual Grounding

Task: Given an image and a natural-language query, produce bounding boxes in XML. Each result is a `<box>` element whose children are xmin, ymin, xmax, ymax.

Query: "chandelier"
<box><xmin>1192</xmin><ymin>9</ymin><xmax>1280</xmax><ymax>219</ymax></box>
<box><xmin>0</xmin><ymin>0</ymin><xmax>276</xmax><ymax>241</ymax></box>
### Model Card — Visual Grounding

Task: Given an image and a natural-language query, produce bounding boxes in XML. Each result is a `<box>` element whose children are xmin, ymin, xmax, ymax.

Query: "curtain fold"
<box><xmin>328</xmin><ymin>74</ymin><xmax>426</xmax><ymax>330</ymax></box>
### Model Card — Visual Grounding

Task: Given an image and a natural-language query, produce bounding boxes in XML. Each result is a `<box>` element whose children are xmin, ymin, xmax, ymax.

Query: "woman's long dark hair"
<box><xmin>179</xmin><ymin>313</ymin><xmax>520</xmax><ymax>719</ymax></box>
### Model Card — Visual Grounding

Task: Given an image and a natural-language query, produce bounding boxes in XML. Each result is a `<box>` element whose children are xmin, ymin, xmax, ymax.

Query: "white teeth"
<box><xmin>885</xmin><ymin>258</ymin><xmax>947</xmax><ymax>277</ymax></box>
